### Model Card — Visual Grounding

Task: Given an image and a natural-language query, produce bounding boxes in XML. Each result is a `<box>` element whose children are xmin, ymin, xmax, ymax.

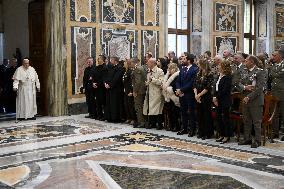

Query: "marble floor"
<box><xmin>0</xmin><ymin>115</ymin><xmax>283</xmax><ymax>189</ymax></box>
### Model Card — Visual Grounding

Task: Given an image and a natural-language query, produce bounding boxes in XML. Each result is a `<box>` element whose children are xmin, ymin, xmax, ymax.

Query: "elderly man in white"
<box><xmin>13</xmin><ymin>58</ymin><xmax>40</xmax><ymax>120</ymax></box>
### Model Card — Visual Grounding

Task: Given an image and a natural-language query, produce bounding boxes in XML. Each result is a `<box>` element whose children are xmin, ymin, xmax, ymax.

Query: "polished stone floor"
<box><xmin>0</xmin><ymin>115</ymin><xmax>283</xmax><ymax>189</ymax></box>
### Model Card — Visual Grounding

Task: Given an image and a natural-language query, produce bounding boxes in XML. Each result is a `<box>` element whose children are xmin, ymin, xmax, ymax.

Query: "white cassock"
<box><xmin>13</xmin><ymin>66</ymin><xmax>40</xmax><ymax>119</ymax></box>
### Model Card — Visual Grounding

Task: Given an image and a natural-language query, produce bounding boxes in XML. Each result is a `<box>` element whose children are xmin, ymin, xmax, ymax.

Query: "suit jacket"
<box><xmin>176</xmin><ymin>64</ymin><xmax>198</xmax><ymax>96</ymax></box>
<box><xmin>239</xmin><ymin>66</ymin><xmax>266</xmax><ymax>106</ymax></box>
<box><xmin>270</xmin><ymin>60</ymin><xmax>284</xmax><ymax>100</ymax></box>
<box><xmin>214</xmin><ymin>75</ymin><xmax>232</xmax><ymax>108</ymax></box>
<box><xmin>231</xmin><ymin>63</ymin><xmax>246</xmax><ymax>92</ymax></box>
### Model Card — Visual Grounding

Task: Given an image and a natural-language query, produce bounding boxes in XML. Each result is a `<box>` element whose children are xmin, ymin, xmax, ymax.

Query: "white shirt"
<box><xmin>216</xmin><ymin>74</ymin><xmax>225</xmax><ymax>92</ymax></box>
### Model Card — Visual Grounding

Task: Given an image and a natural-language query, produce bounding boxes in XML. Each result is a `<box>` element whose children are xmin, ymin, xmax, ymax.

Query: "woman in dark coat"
<box><xmin>213</xmin><ymin>60</ymin><xmax>232</xmax><ymax>143</ymax></box>
<box><xmin>193</xmin><ymin>59</ymin><xmax>214</xmax><ymax>140</ymax></box>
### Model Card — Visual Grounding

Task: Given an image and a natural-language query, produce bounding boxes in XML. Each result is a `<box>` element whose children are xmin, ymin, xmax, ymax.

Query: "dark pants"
<box><xmin>124</xmin><ymin>94</ymin><xmax>136</xmax><ymax>120</ymax></box>
<box><xmin>148</xmin><ymin>114</ymin><xmax>163</xmax><ymax>128</ymax></box>
<box><xmin>197</xmin><ymin>97</ymin><xmax>214</xmax><ymax>137</ymax></box>
<box><xmin>180</xmin><ymin>95</ymin><xmax>196</xmax><ymax>132</ymax></box>
<box><xmin>85</xmin><ymin>88</ymin><xmax>97</xmax><ymax>117</ymax></box>
<box><xmin>168</xmin><ymin>101</ymin><xmax>180</xmax><ymax>130</ymax></box>
<box><xmin>216</xmin><ymin>105</ymin><xmax>232</xmax><ymax>137</ymax></box>
<box><xmin>95</xmin><ymin>89</ymin><xmax>105</xmax><ymax>119</ymax></box>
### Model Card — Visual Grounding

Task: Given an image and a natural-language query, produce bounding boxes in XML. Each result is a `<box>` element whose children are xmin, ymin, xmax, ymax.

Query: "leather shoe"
<box><xmin>251</xmin><ymin>141</ymin><xmax>260</xmax><ymax>148</ymax></box>
<box><xmin>220</xmin><ymin>137</ymin><xmax>230</xmax><ymax>144</ymax></box>
<box><xmin>188</xmin><ymin>131</ymin><xmax>195</xmax><ymax>137</ymax></box>
<box><xmin>238</xmin><ymin>140</ymin><xmax>252</xmax><ymax>145</ymax></box>
<box><xmin>216</xmin><ymin>137</ymin><xmax>224</xmax><ymax>142</ymax></box>
<box><xmin>177</xmin><ymin>130</ymin><xmax>187</xmax><ymax>135</ymax></box>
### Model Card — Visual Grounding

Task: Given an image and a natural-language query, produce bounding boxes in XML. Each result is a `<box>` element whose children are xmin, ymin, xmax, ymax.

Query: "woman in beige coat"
<box><xmin>143</xmin><ymin>58</ymin><xmax>165</xmax><ymax>129</ymax></box>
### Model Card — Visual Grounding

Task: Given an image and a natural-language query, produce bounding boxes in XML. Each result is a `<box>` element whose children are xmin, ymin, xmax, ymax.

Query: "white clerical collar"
<box><xmin>249</xmin><ymin>65</ymin><xmax>256</xmax><ymax>72</ymax></box>
<box><xmin>238</xmin><ymin>63</ymin><xmax>243</xmax><ymax>68</ymax></box>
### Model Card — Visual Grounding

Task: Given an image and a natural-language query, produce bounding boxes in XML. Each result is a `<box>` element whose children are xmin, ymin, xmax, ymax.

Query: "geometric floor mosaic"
<box><xmin>0</xmin><ymin>115</ymin><xmax>283</xmax><ymax>189</ymax></box>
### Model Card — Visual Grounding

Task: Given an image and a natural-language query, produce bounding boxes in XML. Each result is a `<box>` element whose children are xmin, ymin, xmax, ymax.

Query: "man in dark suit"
<box><xmin>104</xmin><ymin>57</ymin><xmax>124</xmax><ymax>122</ymax></box>
<box><xmin>176</xmin><ymin>53</ymin><xmax>198</xmax><ymax>137</ymax></box>
<box><xmin>93</xmin><ymin>55</ymin><xmax>108</xmax><ymax>120</ymax></box>
<box><xmin>83</xmin><ymin>57</ymin><xmax>97</xmax><ymax>119</ymax></box>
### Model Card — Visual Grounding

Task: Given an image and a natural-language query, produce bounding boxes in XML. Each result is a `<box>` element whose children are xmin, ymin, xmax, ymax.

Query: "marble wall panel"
<box><xmin>142</xmin><ymin>30</ymin><xmax>159</xmax><ymax>58</ymax></box>
<box><xmin>70</xmin><ymin>0</ymin><xmax>96</xmax><ymax>22</ymax></box>
<box><xmin>215</xmin><ymin>36</ymin><xmax>237</xmax><ymax>56</ymax></box>
<box><xmin>140</xmin><ymin>0</ymin><xmax>159</xmax><ymax>26</ymax></box>
<box><xmin>275</xmin><ymin>39</ymin><xmax>284</xmax><ymax>50</ymax></box>
<box><xmin>101</xmin><ymin>0</ymin><xmax>136</xmax><ymax>24</ymax></box>
<box><xmin>71</xmin><ymin>27</ymin><xmax>96</xmax><ymax>95</ymax></box>
<box><xmin>191</xmin><ymin>35</ymin><xmax>202</xmax><ymax>56</ymax></box>
<box><xmin>215</xmin><ymin>2</ymin><xmax>237</xmax><ymax>32</ymax></box>
<box><xmin>192</xmin><ymin>0</ymin><xmax>202</xmax><ymax>32</ymax></box>
<box><xmin>258</xmin><ymin>2</ymin><xmax>267</xmax><ymax>37</ymax></box>
<box><xmin>101</xmin><ymin>29</ymin><xmax>137</xmax><ymax>60</ymax></box>
<box><xmin>258</xmin><ymin>38</ymin><xmax>267</xmax><ymax>53</ymax></box>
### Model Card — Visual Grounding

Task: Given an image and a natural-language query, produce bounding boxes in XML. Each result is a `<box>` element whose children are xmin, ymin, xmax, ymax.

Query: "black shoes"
<box><xmin>220</xmin><ymin>137</ymin><xmax>230</xmax><ymax>144</ymax></box>
<box><xmin>251</xmin><ymin>140</ymin><xmax>261</xmax><ymax>148</ymax></box>
<box><xmin>238</xmin><ymin>140</ymin><xmax>252</xmax><ymax>145</ymax></box>
<box><xmin>216</xmin><ymin>137</ymin><xmax>224</xmax><ymax>142</ymax></box>
<box><xmin>177</xmin><ymin>129</ymin><xmax>188</xmax><ymax>135</ymax></box>
<box><xmin>188</xmin><ymin>131</ymin><xmax>195</xmax><ymax>137</ymax></box>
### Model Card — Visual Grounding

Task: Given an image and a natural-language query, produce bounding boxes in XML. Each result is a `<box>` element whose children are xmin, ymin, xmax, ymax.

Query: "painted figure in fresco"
<box><xmin>13</xmin><ymin>58</ymin><xmax>40</xmax><ymax>120</ymax></box>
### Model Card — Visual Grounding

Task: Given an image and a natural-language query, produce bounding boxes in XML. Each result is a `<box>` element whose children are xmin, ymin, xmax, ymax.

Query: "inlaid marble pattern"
<box><xmin>0</xmin><ymin>115</ymin><xmax>283</xmax><ymax>188</ymax></box>
<box><xmin>101</xmin><ymin>29</ymin><xmax>137</xmax><ymax>60</ymax></box>
<box><xmin>215</xmin><ymin>36</ymin><xmax>237</xmax><ymax>56</ymax></box>
<box><xmin>71</xmin><ymin>27</ymin><xmax>96</xmax><ymax>95</ymax></box>
<box><xmin>215</xmin><ymin>2</ymin><xmax>237</xmax><ymax>32</ymax></box>
<box><xmin>192</xmin><ymin>0</ymin><xmax>202</xmax><ymax>32</ymax></box>
<box><xmin>70</xmin><ymin>0</ymin><xmax>96</xmax><ymax>22</ymax></box>
<box><xmin>101</xmin><ymin>0</ymin><xmax>136</xmax><ymax>24</ymax></box>
<box><xmin>140</xmin><ymin>0</ymin><xmax>159</xmax><ymax>26</ymax></box>
<box><xmin>142</xmin><ymin>30</ymin><xmax>159</xmax><ymax>58</ymax></box>
<box><xmin>0</xmin><ymin>119</ymin><xmax>118</xmax><ymax>146</ymax></box>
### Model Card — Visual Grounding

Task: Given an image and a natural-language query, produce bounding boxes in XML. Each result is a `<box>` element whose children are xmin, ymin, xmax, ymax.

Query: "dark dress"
<box><xmin>168</xmin><ymin>76</ymin><xmax>180</xmax><ymax>131</ymax></box>
<box><xmin>193</xmin><ymin>72</ymin><xmax>214</xmax><ymax>138</ymax></box>
<box><xmin>122</xmin><ymin>69</ymin><xmax>136</xmax><ymax>121</ymax></box>
<box><xmin>92</xmin><ymin>63</ymin><xmax>108</xmax><ymax>119</ymax></box>
<box><xmin>83</xmin><ymin>65</ymin><xmax>96</xmax><ymax>117</ymax></box>
<box><xmin>214</xmin><ymin>75</ymin><xmax>232</xmax><ymax>137</ymax></box>
<box><xmin>104</xmin><ymin>64</ymin><xmax>124</xmax><ymax>122</ymax></box>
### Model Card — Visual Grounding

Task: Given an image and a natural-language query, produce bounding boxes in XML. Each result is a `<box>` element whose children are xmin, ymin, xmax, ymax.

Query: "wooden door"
<box><xmin>28</xmin><ymin>0</ymin><xmax>47</xmax><ymax>115</ymax></box>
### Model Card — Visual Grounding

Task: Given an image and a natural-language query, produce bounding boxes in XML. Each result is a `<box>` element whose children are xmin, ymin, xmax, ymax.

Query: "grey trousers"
<box><xmin>134</xmin><ymin>94</ymin><xmax>145</xmax><ymax>124</ymax></box>
<box><xmin>272</xmin><ymin>100</ymin><xmax>284</xmax><ymax>136</ymax></box>
<box><xmin>242</xmin><ymin>104</ymin><xmax>263</xmax><ymax>142</ymax></box>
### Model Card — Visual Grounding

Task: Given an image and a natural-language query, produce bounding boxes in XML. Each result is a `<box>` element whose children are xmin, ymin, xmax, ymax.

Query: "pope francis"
<box><xmin>13</xmin><ymin>58</ymin><xmax>40</xmax><ymax>120</ymax></box>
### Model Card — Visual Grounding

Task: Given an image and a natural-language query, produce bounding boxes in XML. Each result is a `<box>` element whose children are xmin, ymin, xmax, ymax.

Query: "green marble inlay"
<box><xmin>101</xmin><ymin>164</ymin><xmax>252</xmax><ymax>189</ymax></box>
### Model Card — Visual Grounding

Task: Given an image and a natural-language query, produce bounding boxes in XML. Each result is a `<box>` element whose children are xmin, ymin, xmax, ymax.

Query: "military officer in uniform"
<box><xmin>131</xmin><ymin>58</ymin><xmax>147</xmax><ymax>128</ymax></box>
<box><xmin>238</xmin><ymin>55</ymin><xmax>266</xmax><ymax>148</ymax></box>
<box><xmin>270</xmin><ymin>49</ymin><xmax>284</xmax><ymax>140</ymax></box>
<box><xmin>231</xmin><ymin>53</ymin><xmax>246</xmax><ymax>92</ymax></box>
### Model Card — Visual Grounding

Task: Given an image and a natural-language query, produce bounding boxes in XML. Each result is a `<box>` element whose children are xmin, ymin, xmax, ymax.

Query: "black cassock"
<box><xmin>83</xmin><ymin>66</ymin><xmax>96</xmax><ymax>117</ymax></box>
<box><xmin>104</xmin><ymin>64</ymin><xmax>124</xmax><ymax>122</ymax></box>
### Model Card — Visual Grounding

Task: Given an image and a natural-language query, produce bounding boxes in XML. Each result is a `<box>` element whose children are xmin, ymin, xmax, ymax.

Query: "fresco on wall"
<box><xmin>140</xmin><ymin>0</ymin><xmax>159</xmax><ymax>26</ymax></box>
<box><xmin>276</xmin><ymin>10</ymin><xmax>284</xmax><ymax>37</ymax></box>
<box><xmin>192</xmin><ymin>0</ymin><xmax>202</xmax><ymax>32</ymax></box>
<box><xmin>101</xmin><ymin>0</ymin><xmax>136</xmax><ymax>24</ymax></box>
<box><xmin>215</xmin><ymin>2</ymin><xmax>237</xmax><ymax>32</ymax></box>
<box><xmin>141</xmin><ymin>30</ymin><xmax>159</xmax><ymax>59</ymax></box>
<box><xmin>70</xmin><ymin>0</ymin><xmax>96</xmax><ymax>22</ymax></box>
<box><xmin>101</xmin><ymin>29</ymin><xmax>137</xmax><ymax>60</ymax></box>
<box><xmin>71</xmin><ymin>27</ymin><xmax>96</xmax><ymax>95</ymax></box>
<box><xmin>215</xmin><ymin>36</ymin><xmax>237</xmax><ymax>56</ymax></box>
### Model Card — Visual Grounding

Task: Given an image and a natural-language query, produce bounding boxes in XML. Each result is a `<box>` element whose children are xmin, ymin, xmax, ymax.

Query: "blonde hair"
<box><xmin>167</xmin><ymin>62</ymin><xmax>179</xmax><ymax>72</ymax></box>
<box><xmin>220</xmin><ymin>60</ymin><xmax>232</xmax><ymax>75</ymax></box>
